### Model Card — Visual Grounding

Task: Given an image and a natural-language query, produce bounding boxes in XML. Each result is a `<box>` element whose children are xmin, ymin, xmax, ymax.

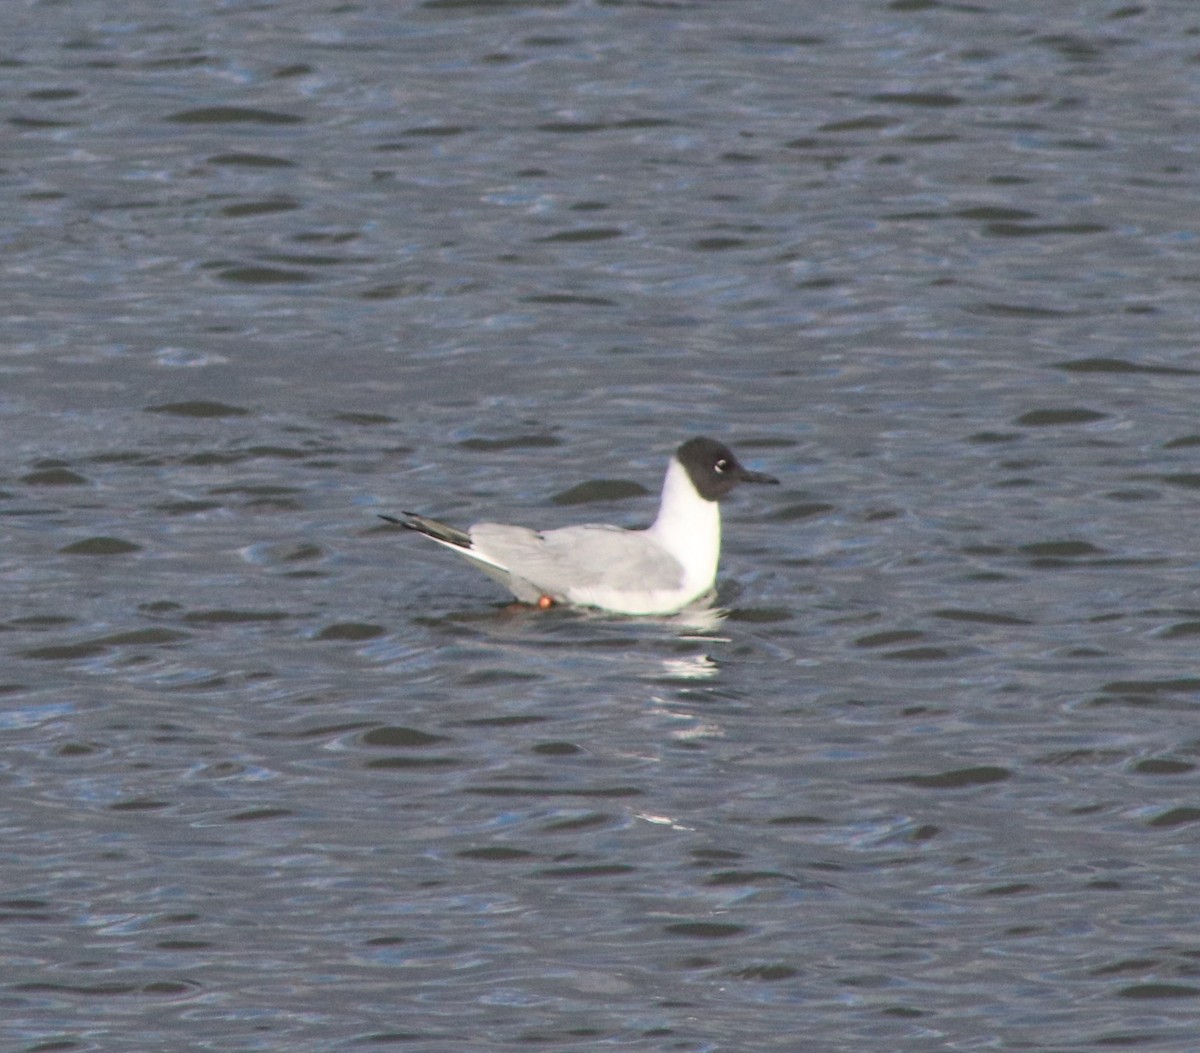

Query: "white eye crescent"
<box><xmin>715</xmin><ymin>458</ymin><xmax>729</xmax><ymax>473</ymax></box>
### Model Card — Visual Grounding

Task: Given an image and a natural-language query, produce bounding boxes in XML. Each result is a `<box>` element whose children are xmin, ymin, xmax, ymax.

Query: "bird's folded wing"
<box><xmin>470</xmin><ymin>523</ymin><xmax>684</xmax><ymax>595</ymax></box>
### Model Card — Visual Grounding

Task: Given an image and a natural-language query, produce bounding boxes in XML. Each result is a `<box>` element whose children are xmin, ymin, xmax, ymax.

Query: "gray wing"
<box><xmin>470</xmin><ymin>522</ymin><xmax>684</xmax><ymax>597</ymax></box>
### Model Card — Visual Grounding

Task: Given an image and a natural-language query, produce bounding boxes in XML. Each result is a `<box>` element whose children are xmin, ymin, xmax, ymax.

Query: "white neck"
<box><xmin>646</xmin><ymin>457</ymin><xmax>722</xmax><ymax>596</ymax></box>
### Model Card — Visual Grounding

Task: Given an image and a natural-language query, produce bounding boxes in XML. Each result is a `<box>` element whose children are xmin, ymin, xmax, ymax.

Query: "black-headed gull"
<box><xmin>383</xmin><ymin>437</ymin><xmax>779</xmax><ymax>615</ymax></box>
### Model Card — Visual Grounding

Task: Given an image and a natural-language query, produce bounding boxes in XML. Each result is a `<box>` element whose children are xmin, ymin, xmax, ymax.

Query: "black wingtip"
<box><xmin>388</xmin><ymin>512</ymin><xmax>473</xmax><ymax>548</ymax></box>
<box><xmin>379</xmin><ymin>511</ymin><xmax>429</xmax><ymax>530</ymax></box>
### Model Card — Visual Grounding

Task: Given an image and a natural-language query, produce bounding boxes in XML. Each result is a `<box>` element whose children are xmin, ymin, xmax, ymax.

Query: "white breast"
<box><xmin>643</xmin><ymin>457</ymin><xmax>722</xmax><ymax>602</ymax></box>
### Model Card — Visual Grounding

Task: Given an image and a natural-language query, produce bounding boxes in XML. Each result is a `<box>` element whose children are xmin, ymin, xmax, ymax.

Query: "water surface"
<box><xmin>4</xmin><ymin>1</ymin><xmax>1200</xmax><ymax>1050</ymax></box>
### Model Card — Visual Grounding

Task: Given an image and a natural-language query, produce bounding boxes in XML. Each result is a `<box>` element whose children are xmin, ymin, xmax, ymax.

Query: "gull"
<box><xmin>382</xmin><ymin>436</ymin><xmax>778</xmax><ymax>615</ymax></box>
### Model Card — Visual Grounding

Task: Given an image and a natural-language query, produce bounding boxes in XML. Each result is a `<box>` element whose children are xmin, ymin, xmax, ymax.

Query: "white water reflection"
<box><xmin>656</xmin><ymin>652</ymin><xmax>721</xmax><ymax>681</ymax></box>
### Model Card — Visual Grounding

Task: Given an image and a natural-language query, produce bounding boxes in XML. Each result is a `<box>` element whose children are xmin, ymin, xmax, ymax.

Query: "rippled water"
<box><xmin>4</xmin><ymin>1</ymin><xmax>1200</xmax><ymax>1050</ymax></box>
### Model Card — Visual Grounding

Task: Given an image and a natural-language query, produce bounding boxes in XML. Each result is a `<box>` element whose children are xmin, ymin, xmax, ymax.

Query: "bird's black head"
<box><xmin>675</xmin><ymin>437</ymin><xmax>779</xmax><ymax>502</ymax></box>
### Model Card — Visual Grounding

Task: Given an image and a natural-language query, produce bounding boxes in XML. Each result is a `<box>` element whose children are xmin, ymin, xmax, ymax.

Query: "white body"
<box><xmin>467</xmin><ymin>460</ymin><xmax>720</xmax><ymax>615</ymax></box>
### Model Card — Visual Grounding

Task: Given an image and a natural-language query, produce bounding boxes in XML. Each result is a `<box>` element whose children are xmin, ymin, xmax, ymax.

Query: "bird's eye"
<box><xmin>714</xmin><ymin>458</ymin><xmax>729</xmax><ymax>473</ymax></box>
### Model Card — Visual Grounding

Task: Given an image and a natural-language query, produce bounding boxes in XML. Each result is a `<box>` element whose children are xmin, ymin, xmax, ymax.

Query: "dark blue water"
<box><xmin>4</xmin><ymin>2</ymin><xmax>1200</xmax><ymax>1050</ymax></box>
